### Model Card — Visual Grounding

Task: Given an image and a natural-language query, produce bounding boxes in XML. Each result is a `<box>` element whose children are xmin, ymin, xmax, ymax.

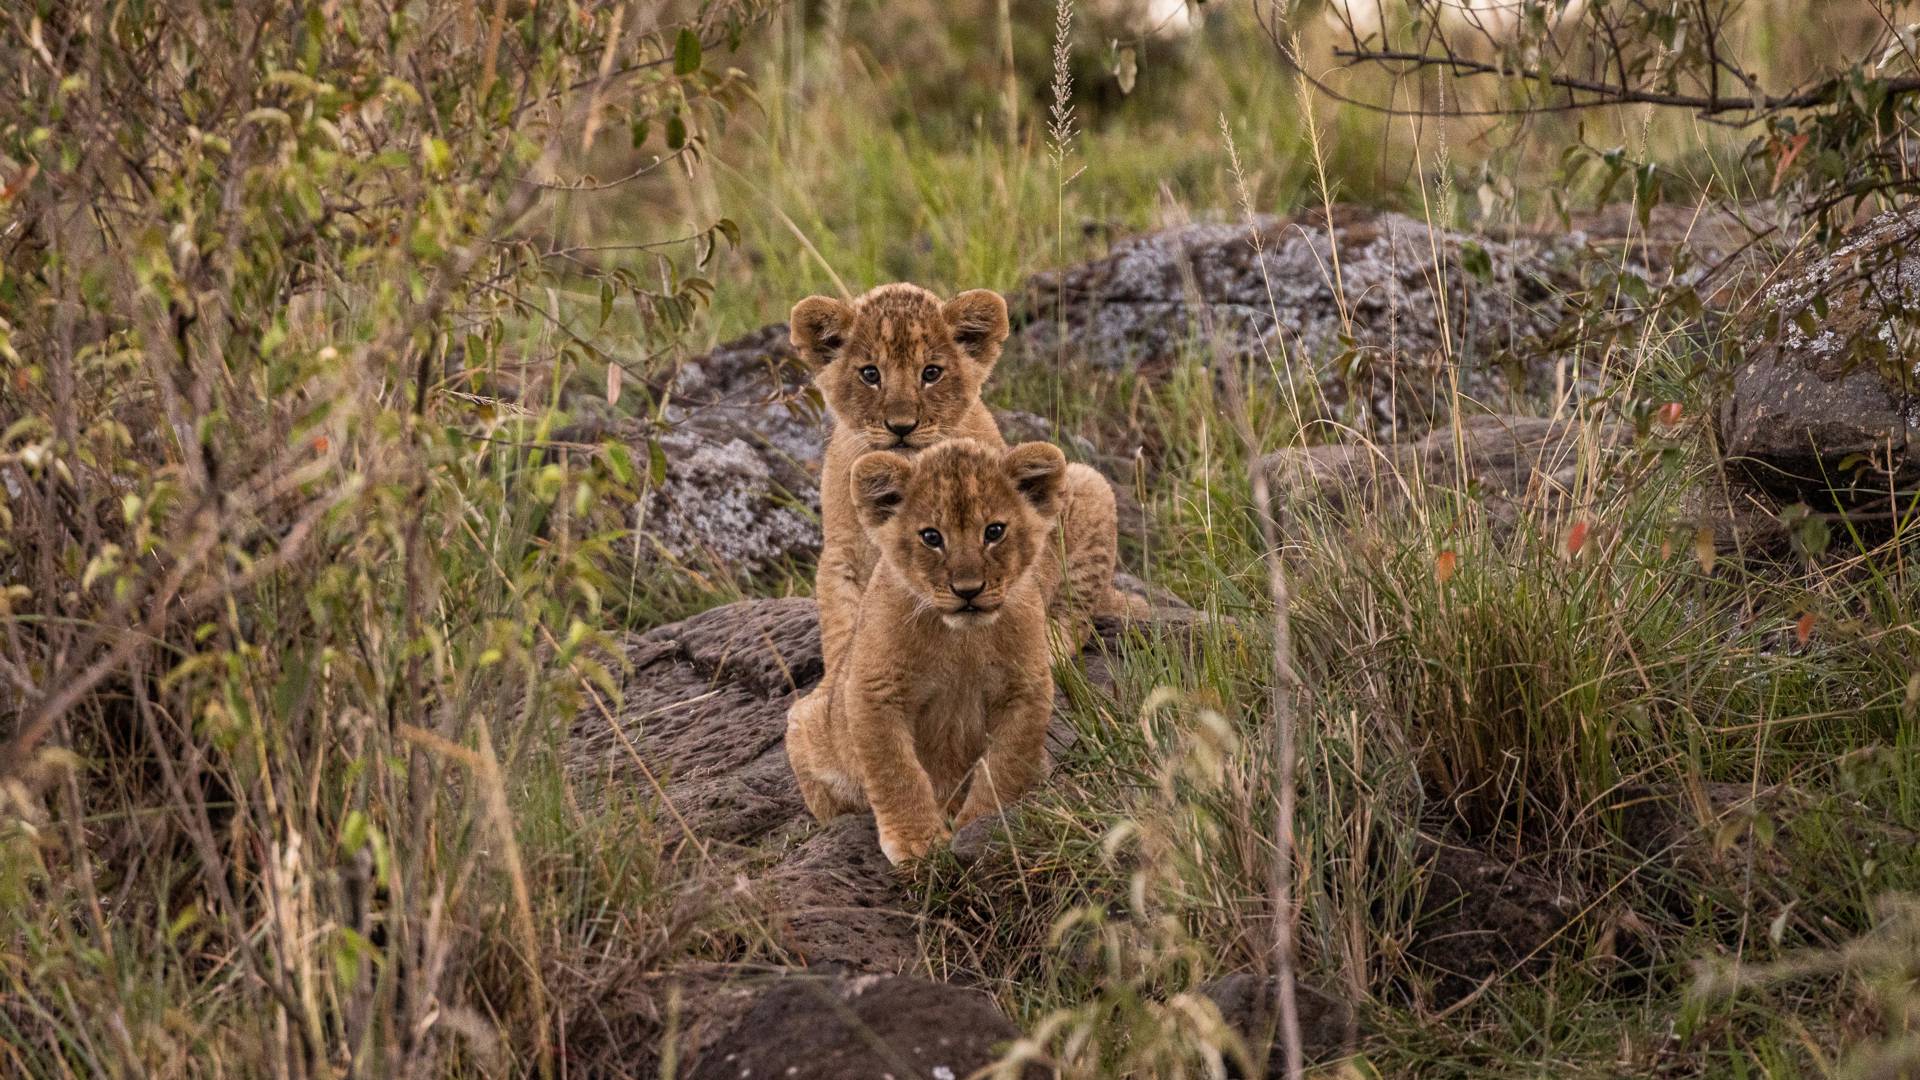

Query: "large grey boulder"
<box><xmin>1721</xmin><ymin>207</ymin><xmax>1920</xmax><ymax>499</ymax></box>
<box><xmin>1010</xmin><ymin>207</ymin><xmax>1582</xmax><ymax>433</ymax></box>
<box><xmin>635</xmin><ymin>417</ymin><xmax>823</xmax><ymax>578</ymax></box>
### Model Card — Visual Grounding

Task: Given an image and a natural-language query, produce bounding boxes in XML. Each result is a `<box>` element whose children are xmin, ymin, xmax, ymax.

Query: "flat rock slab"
<box><xmin>686</xmin><ymin>973</ymin><xmax>1041</xmax><ymax>1080</ymax></box>
<box><xmin>767</xmin><ymin>815</ymin><xmax>923</xmax><ymax>973</ymax></box>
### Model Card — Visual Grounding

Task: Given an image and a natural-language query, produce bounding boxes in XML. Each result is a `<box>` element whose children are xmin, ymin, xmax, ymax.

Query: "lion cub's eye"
<box><xmin>919</xmin><ymin>528</ymin><xmax>944</xmax><ymax>549</ymax></box>
<box><xmin>921</xmin><ymin>365</ymin><xmax>943</xmax><ymax>384</ymax></box>
<box><xmin>859</xmin><ymin>365</ymin><xmax>881</xmax><ymax>387</ymax></box>
<box><xmin>983</xmin><ymin>522</ymin><xmax>1005</xmax><ymax>543</ymax></box>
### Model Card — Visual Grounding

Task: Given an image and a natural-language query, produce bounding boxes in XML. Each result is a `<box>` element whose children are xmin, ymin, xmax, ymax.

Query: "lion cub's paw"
<box><xmin>876</xmin><ymin>819</ymin><xmax>951</xmax><ymax>866</ymax></box>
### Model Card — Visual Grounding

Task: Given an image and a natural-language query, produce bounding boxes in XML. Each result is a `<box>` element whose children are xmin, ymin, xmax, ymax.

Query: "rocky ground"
<box><xmin>564</xmin><ymin>595</ymin><xmax>1578</xmax><ymax>1074</ymax></box>
<box><xmin>563</xmin><ymin>204</ymin><xmax>1917</xmax><ymax>1077</ymax></box>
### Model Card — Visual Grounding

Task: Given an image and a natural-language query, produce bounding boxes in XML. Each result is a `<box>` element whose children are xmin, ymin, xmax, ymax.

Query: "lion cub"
<box><xmin>784</xmin><ymin>438</ymin><xmax>1067</xmax><ymax>865</ymax></box>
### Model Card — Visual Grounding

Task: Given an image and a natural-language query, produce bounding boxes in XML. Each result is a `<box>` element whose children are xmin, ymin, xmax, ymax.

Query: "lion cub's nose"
<box><xmin>950</xmin><ymin>580</ymin><xmax>985</xmax><ymax>602</ymax></box>
<box><xmin>885</xmin><ymin>418</ymin><xmax>918</xmax><ymax>437</ymax></box>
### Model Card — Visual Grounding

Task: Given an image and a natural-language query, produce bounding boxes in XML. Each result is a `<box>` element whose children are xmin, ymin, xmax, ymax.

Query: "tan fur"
<box><xmin>784</xmin><ymin>440</ymin><xmax>1066</xmax><ymax>864</ymax></box>
<box><xmin>789</xmin><ymin>283</ymin><xmax>1136</xmax><ymax>687</ymax></box>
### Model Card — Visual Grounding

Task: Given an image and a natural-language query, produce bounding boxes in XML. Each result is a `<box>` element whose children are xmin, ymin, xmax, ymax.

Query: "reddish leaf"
<box><xmin>311</xmin><ymin>435</ymin><xmax>330</xmax><ymax>453</ymax></box>
<box><xmin>1794</xmin><ymin>612</ymin><xmax>1816</xmax><ymax>645</ymax></box>
<box><xmin>1435</xmin><ymin>549</ymin><xmax>1458</xmax><ymax>584</ymax></box>
<box><xmin>1566</xmin><ymin>521</ymin><xmax>1590</xmax><ymax>556</ymax></box>
<box><xmin>1771</xmin><ymin>133</ymin><xmax>1810</xmax><ymax>194</ymax></box>
<box><xmin>1656</xmin><ymin>402</ymin><xmax>1684</xmax><ymax>426</ymax></box>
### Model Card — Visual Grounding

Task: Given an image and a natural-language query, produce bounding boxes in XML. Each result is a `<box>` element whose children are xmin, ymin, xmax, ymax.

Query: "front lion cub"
<box><xmin>784</xmin><ymin>438</ymin><xmax>1067</xmax><ymax>865</ymax></box>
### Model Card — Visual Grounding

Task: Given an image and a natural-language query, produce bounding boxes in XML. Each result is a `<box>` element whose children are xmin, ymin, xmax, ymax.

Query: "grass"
<box><xmin>909</xmin><ymin>345</ymin><xmax>1920</xmax><ymax>1076</ymax></box>
<box><xmin>7</xmin><ymin>0</ymin><xmax>1920</xmax><ymax>1076</ymax></box>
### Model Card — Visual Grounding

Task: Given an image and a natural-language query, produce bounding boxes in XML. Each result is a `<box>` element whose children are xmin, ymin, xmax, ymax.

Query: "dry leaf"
<box><xmin>1114</xmin><ymin>46</ymin><xmax>1138</xmax><ymax>95</ymax></box>
<box><xmin>1694</xmin><ymin>525</ymin><xmax>1717</xmax><ymax>574</ymax></box>
<box><xmin>606</xmin><ymin>362</ymin><xmax>622</xmax><ymax>407</ymax></box>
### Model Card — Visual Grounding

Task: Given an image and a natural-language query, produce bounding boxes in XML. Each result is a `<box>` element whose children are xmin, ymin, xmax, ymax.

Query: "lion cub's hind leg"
<box><xmin>785</xmin><ymin>690</ymin><xmax>866</xmax><ymax>822</ymax></box>
<box><xmin>1045</xmin><ymin>463</ymin><xmax>1146</xmax><ymax>651</ymax></box>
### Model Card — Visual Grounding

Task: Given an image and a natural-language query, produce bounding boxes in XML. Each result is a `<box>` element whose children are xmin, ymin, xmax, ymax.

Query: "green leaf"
<box><xmin>1459</xmin><ymin>242</ymin><xmax>1493</xmax><ymax>281</ymax></box>
<box><xmin>665</xmin><ymin>113</ymin><xmax>687</xmax><ymax>150</ymax></box>
<box><xmin>647</xmin><ymin>438</ymin><xmax>669</xmax><ymax>487</ymax></box>
<box><xmin>603</xmin><ymin>441</ymin><xmax>635</xmax><ymax>486</ymax></box>
<box><xmin>674</xmin><ymin>28</ymin><xmax>702</xmax><ymax>76</ymax></box>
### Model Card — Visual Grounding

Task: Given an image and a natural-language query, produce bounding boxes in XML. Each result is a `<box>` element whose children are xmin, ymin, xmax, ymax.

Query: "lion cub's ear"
<box><xmin>1002</xmin><ymin>442</ymin><xmax>1067</xmax><ymax>519</ymax></box>
<box><xmin>790</xmin><ymin>295</ymin><xmax>855</xmax><ymax>367</ymax></box>
<box><xmin>942</xmin><ymin>289</ymin><xmax>1010</xmax><ymax>369</ymax></box>
<box><xmin>850</xmin><ymin>451</ymin><xmax>914</xmax><ymax>531</ymax></box>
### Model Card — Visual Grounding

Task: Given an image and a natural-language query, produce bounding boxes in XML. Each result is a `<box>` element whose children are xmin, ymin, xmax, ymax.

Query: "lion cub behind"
<box><xmin>784</xmin><ymin>438</ymin><xmax>1067</xmax><ymax>865</ymax></box>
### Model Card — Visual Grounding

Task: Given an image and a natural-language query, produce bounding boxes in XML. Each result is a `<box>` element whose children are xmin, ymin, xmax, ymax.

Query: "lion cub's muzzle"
<box><xmin>942</xmin><ymin>579</ymin><xmax>1002</xmax><ymax>627</ymax></box>
<box><xmin>863</xmin><ymin>424</ymin><xmax>940</xmax><ymax>453</ymax></box>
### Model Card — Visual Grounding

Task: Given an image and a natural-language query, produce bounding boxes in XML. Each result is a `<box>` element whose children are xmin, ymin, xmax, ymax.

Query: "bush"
<box><xmin>0</xmin><ymin>0</ymin><xmax>765</xmax><ymax>1073</ymax></box>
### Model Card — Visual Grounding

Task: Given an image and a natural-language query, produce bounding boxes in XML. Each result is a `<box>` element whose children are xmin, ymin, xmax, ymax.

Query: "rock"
<box><xmin>1010</xmin><ymin>207</ymin><xmax>1583</xmax><ymax>434</ymax></box>
<box><xmin>1673</xmin><ymin>467</ymin><xmax>1796</xmax><ymax>557</ymax></box>
<box><xmin>685</xmin><ymin>973</ymin><xmax>1040</xmax><ymax>1080</ymax></box>
<box><xmin>993</xmin><ymin>406</ymin><xmax>1101</xmax><ymax>464</ymax></box>
<box><xmin>576</xmin><ymin>595</ymin><xmax>1594</xmax><ymax>1062</ymax></box>
<box><xmin>635</xmin><ymin>417</ymin><xmax>822</xmax><ymax>581</ymax></box>
<box><xmin>570</xmin><ymin>597</ymin><xmax>1202</xmax><ymax>970</ymax></box>
<box><xmin>1721</xmin><ymin>206</ymin><xmax>1920</xmax><ymax>500</ymax></box>
<box><xmin>1409</xmin><ymin>839</ymin><xmax>1578</xmax><ymax>999</ymax></box>
<box><xmin>553</xmin><ymin>328</ymin><xmax>823</xmax><ymax>582</ymax></box>
<box><xmin>1262</xmin><ymin>413</ymin><xmax>1636</xmax><ymax>521</ymax></box>
<box><xmin>768</xmin><ymin>815</ymin><xmax>924</xmax><ymax>972</ymax></box>
<box><xmin>569</xmin><ymin>598</ymin><xmax>820</xmax><ymax>847</ymax></box>
<box><xmin>663</xmin><ymin>323</ymin><xmax>820</xmax><ymax>466</ymax></box>
<box><xmin>947</xmin><ymin>810</ymin><xmax>1016</xmax><ymax>866</ymax></box>
<box><xmin>1194</xmin><ymin>973</ymin><xmax>1358</xmax><ymax>1075</ymax></box>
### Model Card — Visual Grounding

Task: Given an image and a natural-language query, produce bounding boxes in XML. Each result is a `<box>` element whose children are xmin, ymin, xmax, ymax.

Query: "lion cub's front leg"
<box><xmin>952</xmin><ymin>672</ymin><xmax>1053</xmax><ymax>830</ymax></box>
<box><xmin>847</xmin><ymin>691</ymin><xmax>949</xmax><ymax>865</ymax></box>
<box><xmin>785</xmin><ymin>692</ymin><xmax>865</xmax><ymax>822</ymax></box>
